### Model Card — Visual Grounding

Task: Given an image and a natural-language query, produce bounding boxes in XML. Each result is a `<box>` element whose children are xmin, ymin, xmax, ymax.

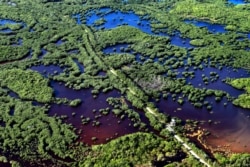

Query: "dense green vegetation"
<box><xmin>0</xmin><ymin>0</ymin><xmax>249</xmax><ymax>166</ymax></box>
<box><xmin>215</xmin><ymin>153</ymin><xmax>250</xmax><ymax>167</ymax></box>
<box><xmin>79</xmin><ymin>132</ymin><xmax>182</xmax><ymax>167</ymax></box>
<box><xmin>171</xmin><ymin>0</ymin><xmax>250</xmax><ymax>32</ymax></box>
<box><xmin>227</xmin><ymin>78</ymin><xmax>250</xmax><ymax>108</ymax></box>
<box><xmin>0</xmin><ymin>93</ymin><xmax>77</xmax><ymax>166</ymax></box>
<box><xmin>0</xmin><ymin>68</ymin><xmax>53</xmax><ymax>102</ymax></box>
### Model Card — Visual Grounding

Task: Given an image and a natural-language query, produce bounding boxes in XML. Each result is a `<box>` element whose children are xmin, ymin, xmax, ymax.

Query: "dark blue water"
<box><xmin>29</xmin><ymin>28</ymin><xmax>34</xmax><ymax>32</ymax></box>
<box><xmin>103</xmin><ymin>44</ymin><xmax>148</xmax><ymax>63</ymax></box>
<box><xmin>185</xmin><ymin>20</ymin><xmax>226</xmax><ymax>34</ymax></box>
<box><xmin>39</xmin><ymin>48</ymin><xmax>47</xmax><ymax>59</ymax></box>
<box><xmin>103</xmin><ymin>44</ymin><xmax>129</xmax><ymax>54</ymax></box>
<box><xmin>30</xmin><ymin>65</ymin><xmax>63</xmax><ymax>77</ymax></box>
<box><xmin>176</xmin><ymin>65</ymin><xmax>249</xmax><ymax>97</ymax></box>
<box><xmin>6</xmin><ymin>88</ymin><xmax>20</xmax><ymax>100</ymax></box>
<box><xmin>56</xmin><ymin>39</ymin><xmax>64</xmax><ymax>46</ymax></box>
<box><xmin>84</xmin><ymin>8</ymin><xmax>249</xmax><ymax>100</ymax></box>
<box><xmin>170</xmin><ymin>32</ymin><xmax>192</xmax><ymax>48</ymax></box>
<box><xmin>73</xmin><ymin>59</ymin><xmax>84</xmax><ymax>73</ymax></box>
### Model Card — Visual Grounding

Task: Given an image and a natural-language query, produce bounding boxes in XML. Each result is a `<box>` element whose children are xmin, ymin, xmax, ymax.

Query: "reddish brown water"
<box><xmin>47</xmin><ymin>72</ymin><xmax>250</xmax><ymax>152</ymax></box>
<box><xmin>156</xmin><ymin>96</ymin><xmax>250</xmax><ymax>153</ymax></box>
<box><xmin>49</xmin><ymin>81</ymin><xmax>139</xmax><ymax>145</ymax></box>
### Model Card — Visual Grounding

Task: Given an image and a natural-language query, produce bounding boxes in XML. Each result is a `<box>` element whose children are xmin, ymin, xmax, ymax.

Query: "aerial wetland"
<box><xmin>0</xmin><ymin>0</ymin><xmax>250</xmax><ymax>166</ymax></box>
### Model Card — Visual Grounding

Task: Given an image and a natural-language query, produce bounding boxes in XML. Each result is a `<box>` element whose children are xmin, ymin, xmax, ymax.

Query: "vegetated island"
<box><xmin>0</xmin><ymin>0</ymin><xmax>250</xmax><ymax>166</ymax></box>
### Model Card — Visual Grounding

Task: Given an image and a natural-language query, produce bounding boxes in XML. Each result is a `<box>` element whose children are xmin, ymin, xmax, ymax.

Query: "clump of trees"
<box><xmin>227</xmin><ymin>78</ymin><xmax>250</xmax><ymax>108</ymax></box>
<box><xmin>0</xmin><ymin>94</ymin><xmax>77</xmax><ymax>166</ymax></box>
<box><xmin>79</xmin><ymin>132</ymin><xmax>182</xmax><ymax>167</ymax></box>
<box><xmin>0</xmin><ymin>68</ymin><xmax>53</xmax><ymax>103</ymax></box>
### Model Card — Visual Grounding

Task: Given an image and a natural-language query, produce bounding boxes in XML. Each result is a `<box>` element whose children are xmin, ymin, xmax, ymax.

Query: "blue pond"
<box><xmin>0</xmin><ymin>19</ymin><xmax>25</xmax><ymax>33</ymax></box>
<box><xmin>228</xmin><ymin>0</ymin><xmax>248</xmax><ymax>4</ymax></box>
<box><xmin>0</xmin><ymin>19</ymin><xmax>18</xmax><ymax>25</ymax></box>
<box><xmin>185</xmin><ymin>20</ymin><xmax>226</xmax><ymax>34</ymax></box>
<box><xmin>75</xmin><ymin>8</ymin><xmax>192</xmax><ymax>48</ymax></box>
<box><xmin>86</xmin><ymin>10</ymin><xmax>153</xmax><ymax>34</ymax></box>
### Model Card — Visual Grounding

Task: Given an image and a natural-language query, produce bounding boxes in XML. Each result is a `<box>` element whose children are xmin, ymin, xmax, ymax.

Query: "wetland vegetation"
<box><xmin>0</xmin><ymin>0</ymin><xmax>250</xmax><ymax>166</ymax></box>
